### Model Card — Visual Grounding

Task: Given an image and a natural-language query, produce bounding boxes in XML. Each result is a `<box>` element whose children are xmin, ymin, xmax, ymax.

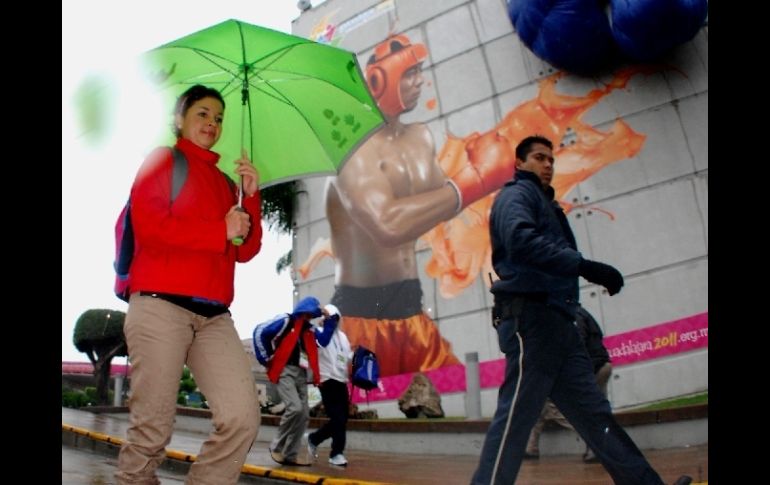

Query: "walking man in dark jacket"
<box><xmin>471</xmin><ymin>135</ymin><xmax>689</xmax><ymax>485</ymax></box>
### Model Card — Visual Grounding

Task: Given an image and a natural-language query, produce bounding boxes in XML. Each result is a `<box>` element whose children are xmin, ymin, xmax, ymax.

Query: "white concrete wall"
<box><xmin>290</xmin><ymin>0</ymin><xmax>708</xmax><ymax>415</ymax></box>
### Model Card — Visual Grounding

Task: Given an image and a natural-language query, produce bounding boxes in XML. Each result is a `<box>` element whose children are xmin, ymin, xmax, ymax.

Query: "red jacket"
<box><xmin>129</xmin><ymin>138</ymin><xmax>262</xmax><ymax>305</ymax></box>
<box><xmin>267</xmin><ymin>317</ymin><xmax>321</xmax><ymax>386</ymax></box>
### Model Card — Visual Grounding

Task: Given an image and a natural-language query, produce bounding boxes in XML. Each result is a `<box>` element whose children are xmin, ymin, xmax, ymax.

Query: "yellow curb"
<box><xmin>63</xmin><ymin>422</ymin><xmax>395</xmax><ymax>485</ymax></box>
<box><xmin>62</xmin><ymin>424</ymin><xmax>125</xmax><ymax>446</ymax></box>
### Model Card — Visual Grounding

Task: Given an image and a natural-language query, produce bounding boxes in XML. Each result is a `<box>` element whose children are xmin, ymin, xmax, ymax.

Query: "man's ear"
<box><xmin>174</xmin><ymin>113</ymin><xmax>184</xmax><ymax>132</ymax></box>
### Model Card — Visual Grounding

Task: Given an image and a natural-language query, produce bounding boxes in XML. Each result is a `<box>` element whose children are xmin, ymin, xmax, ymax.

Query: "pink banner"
<box><xmin>602</xmin><ymin>312</ymin><xmax>708</xmax><ymax>366</ymax></box>
<box><xmin>61</xmin><ymin>361</ymin><xmax>132</xmax><ymax>377</ymax></box>
<box><xmin>351</xmin><ymin>312</ymin><xmax>707</xmax><ymax>404</ymax></box>
<box><xmin>351</xmin><ymin>363</ymin><xmax>466</xmax><ymax>403</ymax></box>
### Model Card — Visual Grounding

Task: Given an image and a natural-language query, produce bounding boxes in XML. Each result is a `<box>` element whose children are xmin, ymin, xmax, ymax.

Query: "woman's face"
<box><xmin>176</xmin><ymin>96</ymin><xmax>224</xmax><ymax>150</ymax></box>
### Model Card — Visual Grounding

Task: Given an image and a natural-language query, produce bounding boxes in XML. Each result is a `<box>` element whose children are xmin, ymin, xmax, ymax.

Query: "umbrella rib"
<box><xmin>248</xmin><ymin>75</ymin><xmax>376</xmax><ymax>169</ymax></box>
<box><xmin>158</xmin><ymin>46</ymin><xmax>242</xmax><ymax>79</ymax></box>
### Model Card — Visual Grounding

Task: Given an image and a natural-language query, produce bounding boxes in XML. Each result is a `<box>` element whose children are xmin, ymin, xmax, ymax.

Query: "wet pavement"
<box><xmin>63</xmin><ymin>446</ymin><xmax>184</xmax><ymax>485</ymax></box>
<box><xmin>62</xmin><ymin>407</ymin><xmax>708</xmax><ymax>484</ymax></box>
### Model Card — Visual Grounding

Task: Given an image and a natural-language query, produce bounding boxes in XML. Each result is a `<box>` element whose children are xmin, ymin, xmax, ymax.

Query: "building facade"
<box><xmin>288</xmin><ymin>0</ymin><xmax>707</xmax><ymax>418</ymax></box>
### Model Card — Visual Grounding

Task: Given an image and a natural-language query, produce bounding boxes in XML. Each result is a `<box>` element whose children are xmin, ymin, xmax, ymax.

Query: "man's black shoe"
<box><xmin>582</xmin><ymin>448</ymin><xmax>599</xmax><ymax>463</ymax></box>
<box><xmin>672</xmin><ymin>475</ymin><xmax>692</xmax><ymax>485</ymax></box>
<box><xmin>523</xmin><ymin>451</ymin><xmax>539</xmax><ymax>460</ymax></box>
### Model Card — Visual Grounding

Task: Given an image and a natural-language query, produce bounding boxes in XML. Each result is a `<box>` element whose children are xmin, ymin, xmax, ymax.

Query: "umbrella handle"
<box><xmin>231</xmin><ymin>177</ymin><xmax>245</xmax><ymax>246</ymax></box>
<box><xmin>233</xmin><ymin>82</ymin><xmax>249</xmax><ymax>248</ymax></box>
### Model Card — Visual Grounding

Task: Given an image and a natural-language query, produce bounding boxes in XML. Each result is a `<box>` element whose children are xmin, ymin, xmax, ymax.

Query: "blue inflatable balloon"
<box><xmin>506</xmin><ymin>0</ymin><xmax>708</xmax><ymax>75</ymax></box>
<box><xmin>508</xmin><ymin>0</ymin><xmax>618</xmax><ymax>75</ymax></box>
<box><xmin>611</xmin><ymin>0</ymin><xmax>709</xmax><ymax>61</ymax></box>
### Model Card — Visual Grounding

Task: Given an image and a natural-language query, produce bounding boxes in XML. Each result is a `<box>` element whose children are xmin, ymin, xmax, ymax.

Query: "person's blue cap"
<box><xmin>292</xmin><ymin>296</ymin><xmax>323</xmax><ymax>318</ymax></box>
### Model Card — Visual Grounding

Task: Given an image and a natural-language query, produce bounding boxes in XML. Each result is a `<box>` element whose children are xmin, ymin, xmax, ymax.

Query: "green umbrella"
<box><xmin>143</xmin><ymin>18</ymin><xmax>384</xmax><ymax>189</ymax></box>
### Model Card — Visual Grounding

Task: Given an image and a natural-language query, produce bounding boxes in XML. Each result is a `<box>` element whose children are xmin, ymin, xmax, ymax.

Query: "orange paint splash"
<box><xmin>422</xmin><ymin>69</ymin><xmax>649</xmax><ymax>298</ymax></box>
<box><xmin>297</xmin><ymin>237</ymin><xmax>332</xmax><ymax>280</ymax></box>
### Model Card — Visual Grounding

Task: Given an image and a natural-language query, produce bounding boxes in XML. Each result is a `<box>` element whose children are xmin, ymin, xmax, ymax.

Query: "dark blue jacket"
<box><xmin>489</xmin><ymin>170</ymin><xmax>582</xmax><ymax>317</ymax></box>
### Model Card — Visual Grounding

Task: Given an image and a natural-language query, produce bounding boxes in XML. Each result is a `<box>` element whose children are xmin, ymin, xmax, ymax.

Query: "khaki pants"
<box><xmin>116</xmin><ymin>294</ymin><xmax>260</xmax><ymax>485</ymax></box>
<box><xmin>270</xmin><ymin>365</ymin><xmax>309</xmax><ymax>461</ymax></box>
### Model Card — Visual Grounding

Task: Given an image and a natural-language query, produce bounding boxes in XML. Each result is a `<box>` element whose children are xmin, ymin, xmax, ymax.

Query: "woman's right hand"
<box><xmin>225</xmin><ymin>204</ymin><xmax>251</xmax><ymax>241</ymax></box>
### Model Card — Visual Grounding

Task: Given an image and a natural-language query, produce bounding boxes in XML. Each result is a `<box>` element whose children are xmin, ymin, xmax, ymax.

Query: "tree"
<box><xmin>73</xmin><ymin>309</ymin><xmax>128</xmax><ymax>405</ymax></box>
<box><xmin>261</xmin><ymin>182</ymin><xmax>303</xmax><ymax>274</ymax></box>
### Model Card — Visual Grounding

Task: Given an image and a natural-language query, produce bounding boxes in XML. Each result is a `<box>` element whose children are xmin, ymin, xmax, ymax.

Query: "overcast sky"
<box><xmin>62</xmin><ymin>1</ymin><xmax>312</xmax><ymax>362</ymax></box>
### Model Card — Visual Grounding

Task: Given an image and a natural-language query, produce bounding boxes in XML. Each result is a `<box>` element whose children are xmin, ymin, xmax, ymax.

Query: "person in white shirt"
<box><xmin>306</xmin><ymin>304</ymin><xmax>352</xmax><ymax>466</ymax></box>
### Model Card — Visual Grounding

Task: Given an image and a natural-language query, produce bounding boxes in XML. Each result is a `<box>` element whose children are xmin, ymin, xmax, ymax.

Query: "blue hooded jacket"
<box><xmin>252</xmin><ymin>296</ymin><xmax>337</xmax><ymax>367</ymax></box>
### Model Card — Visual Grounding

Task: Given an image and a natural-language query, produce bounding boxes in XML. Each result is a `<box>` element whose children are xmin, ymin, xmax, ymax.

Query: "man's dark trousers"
<box><xmin>471</xmin><ymin>298</ymin><xmax>664</xmax><ymax>485</ymax></box>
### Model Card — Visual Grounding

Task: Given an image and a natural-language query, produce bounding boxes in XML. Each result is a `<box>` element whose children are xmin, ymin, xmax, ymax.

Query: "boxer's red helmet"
<box><xmin>366</xmin><ymin>34</ymin><xmax>427</xmax><ymax>117</ymax></box>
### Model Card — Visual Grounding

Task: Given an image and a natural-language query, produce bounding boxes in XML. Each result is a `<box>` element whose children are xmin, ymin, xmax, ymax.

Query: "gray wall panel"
<box><xmin>291</xmin><ymin>0</ymin><xmax>382</xmax><ymax>38</ymax></box>
<box><xmin>433</xmin><ymin>49</ymin><xmax>494</xmax><ymax>114</ymax></box>
<box><xmin>484</xmin><ymin>34</ymin><xmax>531</xmax><ymax>94</ymax></box>
<box><xmin>446</xmin><ymin>99</ymin><xmax>498</xmax><ymax>137</ymax></box>
<box><xmin>470</xmin><ymin>0</ymin><xmax>514</xmax><ymax>43</ymax></box>
<box><xmin>601</xmin><ymin>258</ymin><xmax>708</xmax><ymax>335</ymax></box>
<box><xmin>582</xmin><ymin>179</ymin><xmax>707</xmax><ymax>276</ymax></box>
<box><xmin>693</xmin><ymin>173</ymin><xmax>708</xmax><ymax>249</ymax></box>
<box><xmin>662</xmin><ymin>30</ymin><xmax>709</xmax><ymax>100</ymax></box>
<box><xmin>610</xmin><ymin>350</ymin><xmax>708</xmax><ymax>408</ymax></box>
<box><xmin>425</xmin><ymin>6</ymin><xmax>478</xmax><ymax>64</ymax></box>
<box><xmin>678</xmin><ymin>92</ymin><xmax>708</xmax><ymax>173</ymax></box>
<box><xmin>579</xmin><ymin>105</ymin><xmax>696</xmax><ymax>201</ymax></box>
<box><xmin>393</xmin><ymin>0</ymin><xmax>469</xmax><ymax>32</ymax></box>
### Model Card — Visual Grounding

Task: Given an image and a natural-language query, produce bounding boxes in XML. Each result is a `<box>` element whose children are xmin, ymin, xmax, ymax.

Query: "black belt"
<box><xmin>492</xmin><ymin>293</ymin><xmax>546</xmax><ymax>328</ymax></box>
<box><xmin>139</xmin><ymin>291</ymin><xmax>229</xmax><ymax>318</ymax></box>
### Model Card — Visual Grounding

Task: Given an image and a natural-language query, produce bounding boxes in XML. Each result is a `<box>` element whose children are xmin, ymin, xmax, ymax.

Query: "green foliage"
<box><xmin>260</xmin><ymin>182</ymin><xmax>301</xmax><ymax>235</ymax></box>
<box><xmin>73</xmin><ymin>308</ymin><xmax>128</xmax><ymax>405</ymax></box>
<box><xmin>61</xmin><ymin>386</ymin><xmax>113</xmax><ymax>408</ymax></box>
<box><xmin>62</xmin><ymin>388</ymin><xmax>91</xmax><ymax>408</ymax></box>
<box><xmin>631</xmin><ymin>392</ymin><xmax>708</xmax><ymax>412</ymax></box>
<box><xmin>276</xmin><ymin>249</ymin><xmax>293</xmax><ymax>274</ymax></box>
<box><xmin>179</xmin><ymin>377</ymin><xmax>197</xmax><ymax>393</ymax></box>
<box><xmin>177</xmin><ymin>366</ymin><xmax>207</xmax><ymax>407</ymax></box>
<box><xmin>73</xmin><ymin>309</ymin><xmax>128</xmax><ymax>354</ymax></box>
<box><xmin>260</xmin><ymin>181</ymin><xmax>307</xmax><ymax>275</ymax></box>
<box><xmin>84</xmin><ymin>386</ymin><xmax>98</xmax><ymax>403</ymax></box>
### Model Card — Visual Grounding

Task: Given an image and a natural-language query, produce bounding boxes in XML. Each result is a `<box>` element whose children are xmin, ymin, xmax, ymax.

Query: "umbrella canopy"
<box><xmin>143</xmin><ymin>19</ymin><xmax>384</xmax><ymax>187</ymax></box>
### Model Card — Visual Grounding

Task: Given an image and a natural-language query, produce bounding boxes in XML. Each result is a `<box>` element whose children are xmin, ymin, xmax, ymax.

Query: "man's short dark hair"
<box><xmin>516</xmin><ymin>135</ymin><xmax>553</xmax><ymax>161</ymax></box>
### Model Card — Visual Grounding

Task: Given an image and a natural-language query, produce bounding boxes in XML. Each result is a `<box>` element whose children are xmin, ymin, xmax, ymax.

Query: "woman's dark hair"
<box><xmin>172</xmin><ymin>84</ymin><xmax>226</xmax><ymax>137</ymax></box>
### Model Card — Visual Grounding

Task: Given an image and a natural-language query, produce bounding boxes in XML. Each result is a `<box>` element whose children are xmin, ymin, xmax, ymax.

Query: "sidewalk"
<box><xmin>62</xmin><ymin>407</ymin><xmax>708</xmax><ymax>484</ymax></box>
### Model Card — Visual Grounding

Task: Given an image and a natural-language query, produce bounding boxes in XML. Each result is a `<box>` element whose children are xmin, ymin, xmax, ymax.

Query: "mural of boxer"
<box><xmin>300</xmin><ymin>34</ymin><xmax>648</xmax><ymax>378</ymax></box>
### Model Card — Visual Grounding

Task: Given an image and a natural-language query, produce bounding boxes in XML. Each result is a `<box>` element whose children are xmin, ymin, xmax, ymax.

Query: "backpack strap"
<box><xmin>170</xmin><ymin>147</ymin><xmax>237</xmax><ymax>201</ymax></box>
<box><xmin>170</xmin><ymin>147</ymin><xmax>189</xmax><ymax>202</ymax></box>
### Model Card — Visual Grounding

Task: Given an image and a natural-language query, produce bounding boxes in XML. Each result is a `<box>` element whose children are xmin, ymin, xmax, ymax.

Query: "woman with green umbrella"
<box><xmin>115</xmin><ymin>84</ymin><xmax>262</xmax><ymax>485</ymax></box>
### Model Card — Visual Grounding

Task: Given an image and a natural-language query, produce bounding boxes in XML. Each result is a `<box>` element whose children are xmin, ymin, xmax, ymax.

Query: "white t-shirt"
<box><xmin>317</xmin><ymin>329</ymin><xmax>352</xmax><ymax>383</ymax></box>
